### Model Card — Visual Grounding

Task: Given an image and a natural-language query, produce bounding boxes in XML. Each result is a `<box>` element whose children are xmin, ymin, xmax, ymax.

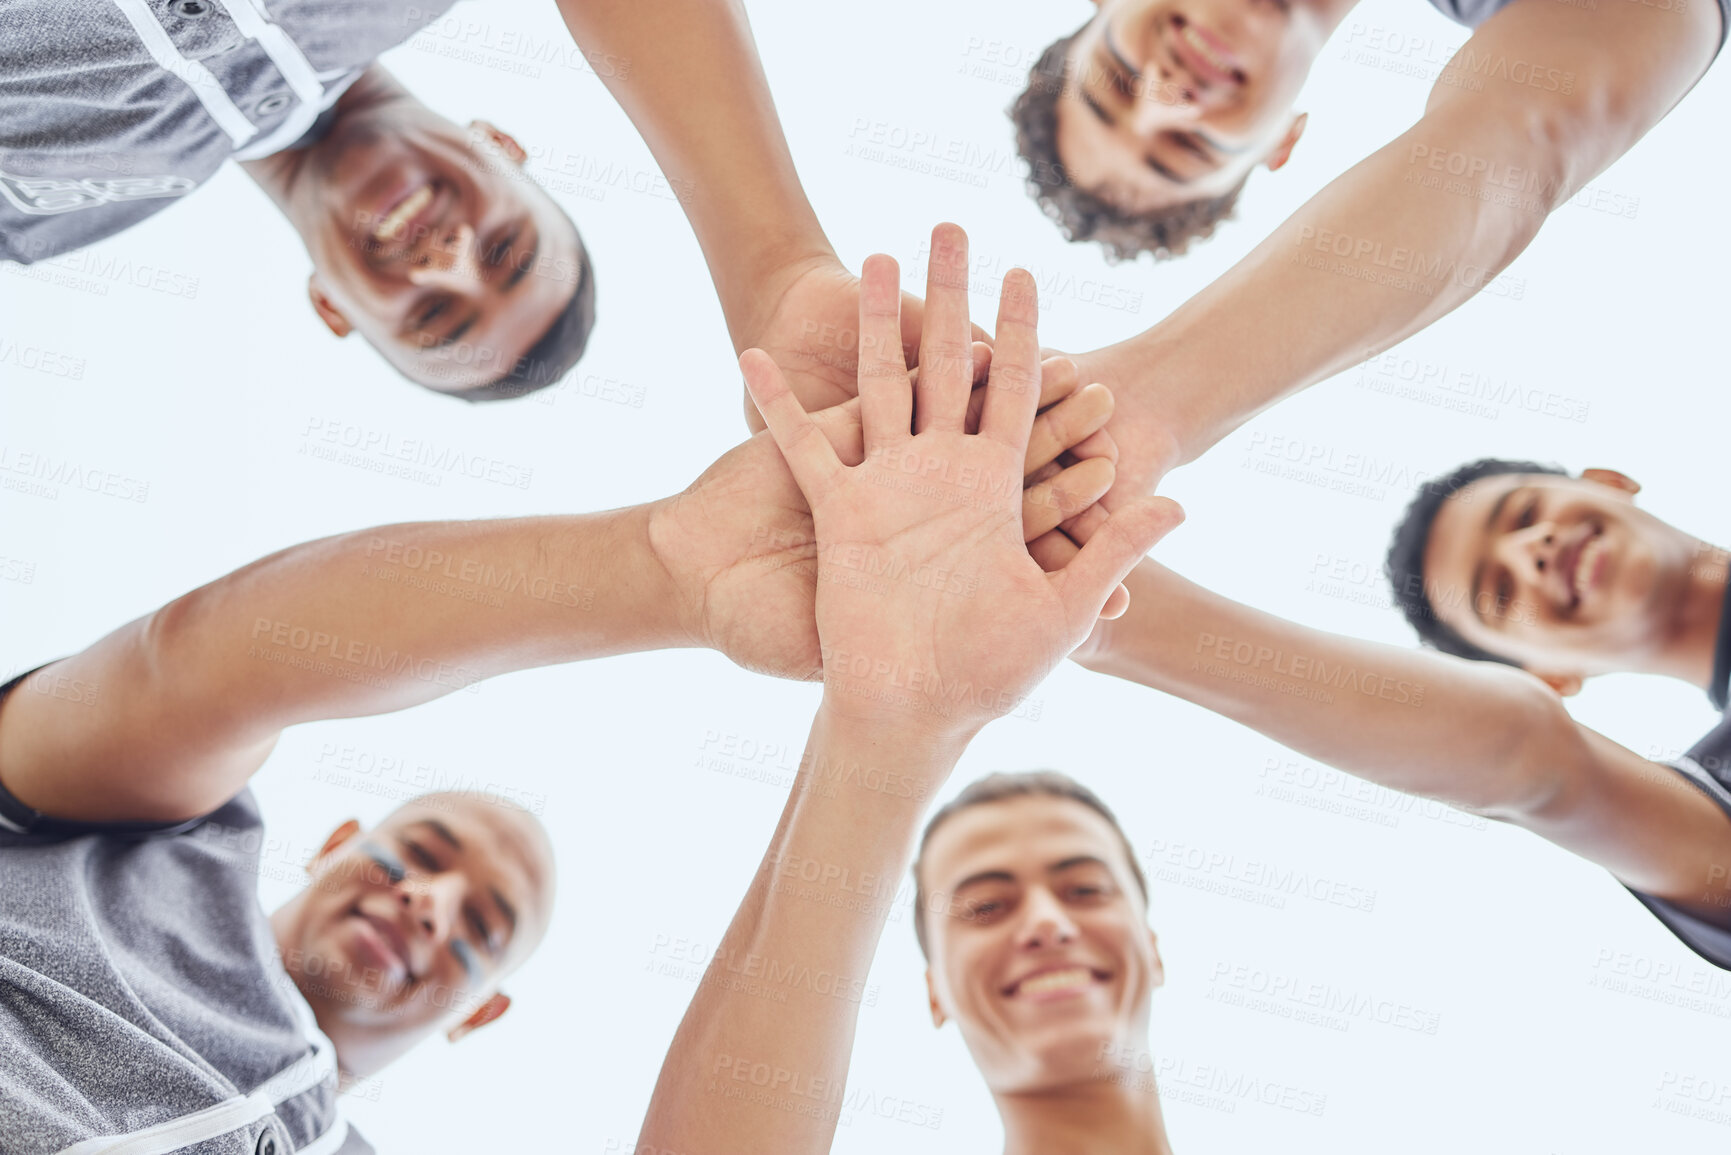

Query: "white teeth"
<box><xmin>1017</xmin><ymin>967</ymin><xmax>1094</xmax><ymax>995</ymax></box>
<box><xmin>1182</xmin><ymin>25</ymin><xmax>1231</xmax><ymax>73</ymax></box>
<box><xmin>1574</xmin><ymin>537</ymin><xmax>1601</xmax><ymax>600</ymax></box>
<box><xmin>374</xmin><ymin>184</ymin><xmax>432</xmax><ymax>242</ymax></box>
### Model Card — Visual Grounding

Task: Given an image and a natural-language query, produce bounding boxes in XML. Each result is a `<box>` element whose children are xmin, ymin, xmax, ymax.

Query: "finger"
<box><xmin>1024</xmin><ymin>461</ymin><xmax>1061</xmax><ymax>489</ymax></box>
<box><xmin>1024</xmin><ymin>382</ymin><xmax>1114</xmax><ymax>477</ymax></box>
<box><xmin>898</xmin><ymin>293</ymin><xmax>988</xmax><ymax>367</ymax></box>
<box><xmin>1060</xmin><ymin>501</ymin><xmax>1111</xmax><ymax>545</ymax></box>
<box><xmin>740</xmin><ymin>349</ymin><xmax>844</xmax><ymax>495</ymax></box>
<box><xmin>1027</xmin><ymin>528</ymin><xmax>1078</xmax><ymax>572</ymax></box>
<box><xmin>808</xmin><ymin>396</ymin><xmax>865</xmax><ymax>467</ymax></box>
<box><xmin>857</xmin><ymin>255</ymin><xmax>911</xmax><ymax>453</ymax></box>
<box><xmin>1027</xmin><ymin>528</ymin><xmax>1129</xmax><ymax>617</ymax></box>
<box><xmin>967</xmin><ymin>353</ymin><xmax>1080</xmax><ymax>434</ymax></box>
<box><xmin>914</xmin><ymin>223</ymin><xmax>976</xmax><ymax>434</ymax></box>
<box><xmin>1036</xmin><ymin>356</ymin><xmax>1081</xmax><ymax>409</ymax></box>
<box><xmin>1022</xmin><ymin>457</ymin><xmax>1115</xmax><ymax>541</ymax></box>
<box><xmin>979</xmin><ymin>268</ymin><xmax>1043</xmax><ymax>451</ymax></box>
<box><xmin>1065</xmin><ymin>426</ymin><xmax>1119</xmax><ymax>468</ymax></box>
<box><xmin>1050</xmin><ymin>497</ymin><xmax>1185</xmax><ymax>637</ymax></box>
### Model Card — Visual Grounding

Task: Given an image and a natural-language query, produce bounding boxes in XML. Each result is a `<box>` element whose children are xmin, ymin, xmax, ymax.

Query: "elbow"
<box><xmin>1462</xmin><ymin>667</ymin><xmax>1581</xmax><ymax>822</ymax></box>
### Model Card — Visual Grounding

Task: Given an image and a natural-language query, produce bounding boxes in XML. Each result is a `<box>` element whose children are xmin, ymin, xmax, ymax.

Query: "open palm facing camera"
<box><xmin>744</xmin><ymin>224</ymin><xmax>1184</xmax><ymax>740</ymax></box>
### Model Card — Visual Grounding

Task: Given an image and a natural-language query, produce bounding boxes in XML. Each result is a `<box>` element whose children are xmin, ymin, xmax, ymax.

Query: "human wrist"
<box><xmin>635</xmin><ymin>496</ymin><xmax>708</xmax><ymax>651</ymax></box>
<box><xmin>811</xmin><ymin>693</ymin><xmax>978</xmax><ymax>772</ymax></box>
<box><xmin>721</xmin><ymin>242</ymin><xmax>842</xmax><ymax>352</ymax></box>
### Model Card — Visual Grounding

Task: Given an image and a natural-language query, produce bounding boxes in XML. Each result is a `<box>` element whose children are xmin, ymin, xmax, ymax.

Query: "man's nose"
<box><xmin>401</xmin><ymin>873</ymin><xmax>462</xmax><ymax>944</ymax></box>
<box><xmin>1014</xmin><ymin>890</ymin><xmax>1079</xmax><ymax>950</ymax></box>
<box><xmin>1500</xmin><ymin>521</ymin><xmax>1561</xmax><ymax>583</ymax></box>
<box><xmin>407</xmin><ymin>222</ymin><xmax>481</xmax><ymax>292</ymax></box>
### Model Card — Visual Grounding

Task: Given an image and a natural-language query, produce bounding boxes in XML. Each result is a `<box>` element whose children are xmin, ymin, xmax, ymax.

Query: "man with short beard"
<box><xmin>0</xmin><ymin>2</ymin><xmax>595</xmax><ymax>400</ymax></box>
<box><xmin>1033</xmin><ymin>458</ymin><xmax>1731</xmax><ymax>972</ymax></box>
<box><xmin>2</xmin><ymin>0</ymin><xmax>965</xmax><ymax>407</ymax></box>
<box><xmin>0</xmin><ymin>228</ymin><xmax>1120</xmax><ymax>1150</ymax></box>
<box><xmin>1012</xmin><ymin>0</ymin><xmax>1726</xmax><ymax>260</ymax></box>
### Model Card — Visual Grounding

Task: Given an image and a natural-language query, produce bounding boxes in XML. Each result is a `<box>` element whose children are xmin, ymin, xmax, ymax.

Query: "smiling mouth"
<box><xmin>1004</xmin><ymin>966</ymin><xmax>1109</xmax><ymax>998</ymax></box>
<box><xmin>1562</xmin><ymin>524</ymin><xmax>1606</xmax><ymax>609</ymax></box>
<box><xmin>352</xmin><ymin>908</ymin><xmax>413</xmax><ymax>981</ymax></box>
<box><xmin>1169</xmin><ymin>15</ymin><xmax>1247</xmax><ymax>89</ymax></box>
<box><xmin>373</xmin><ymin>183</ymin><xmax>433</xmax><ymax>243</ymax></box>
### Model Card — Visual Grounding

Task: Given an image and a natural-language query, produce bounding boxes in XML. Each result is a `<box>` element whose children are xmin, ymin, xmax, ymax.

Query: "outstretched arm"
<box><xmin>637</xmin><ymin>224</ymin><xmax>1180</xmax><ymax>1154</ymax></box>
<box><xmin>1061</xmin><ymin>554</ymin><xmax>1731</xmax><ymax>919</ymax></box>
<box><xmin>1078</xmin><ymin>0</ymin><xmax>1722</xmax><ymax>499</ymax></box>
<box><xmin>553</xmin><ymin>0</ymin><xmax>954</xmax><ymax>421</ymax></box>
<box><xmin>0</xmin><ymin>377</ymin><xmax>1123</xmax><ymax>828</ymax></box>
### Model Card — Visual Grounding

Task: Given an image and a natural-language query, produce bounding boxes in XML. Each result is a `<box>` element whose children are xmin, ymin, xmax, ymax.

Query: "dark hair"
<box><xmin>1010</xmin><ymin>26</ymin><xmax>1247</xmax><ymax>264</ymax></box>
<box><xmin>457</xmin><ymin>231</ymin><xmax>598</xmax><ymax>403</ymax></box>
<box><xmin>911</xmin><ymin>770</ymin><xmax>1149</xmax><ymax>959</ymax></box>
<box><xmin>1384</xmin><ymin>457</ymin><xmax>1568</xmax><ymax>663</ymax></box>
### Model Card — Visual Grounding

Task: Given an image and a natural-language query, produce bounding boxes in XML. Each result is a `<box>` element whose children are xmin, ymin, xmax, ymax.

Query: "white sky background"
<box><xmin>3</xmin><ymin>0</ymin><xmax>1731</xmax><ymax>1150</ymax></box>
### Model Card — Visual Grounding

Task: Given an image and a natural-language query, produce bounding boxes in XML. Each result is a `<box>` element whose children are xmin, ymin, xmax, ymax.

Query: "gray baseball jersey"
<box><xmin>0</xmin><ymin>670</ymin><xmax>370</xmax><ymax>1154</ymax></box>
<box><xmin>0</xmin><ymin>0</ymin><xmax>459</xmax><ymax>266</ymax></box>
<box><xmin>1426</xmin><ymin>0</ymin><xmax>1727</xmax><ymax>50</ymax></box>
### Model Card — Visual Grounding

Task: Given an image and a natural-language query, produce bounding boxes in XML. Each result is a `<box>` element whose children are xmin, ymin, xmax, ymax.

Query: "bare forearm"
<box><xmin>1103</xmin><ymin>0</ymin><xmax>1716</xmax><ymax>474</ymax></box>
<box><xmin>1102</xmin><ymin>105</ymin><xmax>1554</xmax><ymax>470</ymax></box>
<box><xmin>554</xmin><ymin>0</ymin><xmax>833</xmax><ymax>339</ymax></box>
<box><xmin>0</xmin><ymin>505</ymin><xmax>688</xmax><ymax>821</ymax></box>
<box><xmin>639</xmin><ymin>708</ymin><xmax>966</xmax><ymax>1153</ymax></box>
<box><xmin>1079</xmin><ymin>560</ymin><xmax>1568</xmax><ymax>816</ymax></box>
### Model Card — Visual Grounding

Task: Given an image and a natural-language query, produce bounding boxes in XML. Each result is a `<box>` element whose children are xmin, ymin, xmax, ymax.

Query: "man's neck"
<box><xmin>238</xmin><ymin>65</ymin><xmax>407</xmax><ymax>234</ymax></box>
<box><xmin>1656</xmin><ymin>539</ymin><xmax>1730</xmax><ymax>693</ymax></box>
<box><xmin>997</xmin><ymin>1076</ymin><xmax>1175</xmax><ymax>1155</ymax></box>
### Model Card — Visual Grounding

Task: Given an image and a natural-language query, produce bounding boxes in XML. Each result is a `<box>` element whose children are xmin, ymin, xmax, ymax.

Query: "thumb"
<box><xmin>1050</xmin><ymin>497</ymin><xmax>1184</xmax><ymax>636</ymax></box>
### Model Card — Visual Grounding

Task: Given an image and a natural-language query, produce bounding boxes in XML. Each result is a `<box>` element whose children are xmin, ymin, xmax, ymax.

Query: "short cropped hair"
<box><xmin>458</xmin><ymin>232</ymin><xmax>598</xmax><ymax>403</ymax></box>
<box><xmin>1384</xmin><ymin>458</ymin><xmax>1568</xmax><ymax>663</ymax></box>
<box><xmin>1010</xmin><ymin>27</ymin><xmax>1246</xmax><ymax>263</ymax></box>
<box><xmin>912</xmin><ymin>771</ymin><xmax>1149</xmax><ymax>959</ymax></box>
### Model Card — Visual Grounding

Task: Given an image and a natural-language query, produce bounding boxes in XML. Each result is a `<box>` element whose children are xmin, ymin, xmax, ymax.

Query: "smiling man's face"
<box><xmin>295</xmin><ymin>94</ymin><xmax>585</xmax><ymax>395</ymax></box>
<box><xmin>920</xmin><ymin>794</ymin><xmax>1162</xmax><ymax>1093</ymax></box>
<box><xmin>275</xmin><ymin>793</ymin><xmax>555</xmax><ymax>1075</ymax></box>
<box><xmin>1422</xmin><ymin>471</ymin><xmax>1694</xmax><ymax>677</ymax></box>
<box><xmin>1055</xmin><ymin>0</ymin><xmax>1322</xmax><ymax>213</ymax></box>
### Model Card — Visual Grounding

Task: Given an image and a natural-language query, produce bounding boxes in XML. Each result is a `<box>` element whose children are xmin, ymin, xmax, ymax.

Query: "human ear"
<box><xmin>468</xmin><ymin>120</ymin><xmax>528</xmax><ymax>167</ymax></box>
<box><xmin>926</xmin><ymin>969</ymin><xmax>948</xmax><ymax>1029</ymax></box>
<box><xmin>307</xmin><ymin>276</ymin><xmax>353</xmax><ymax>338</ymax></box>
<box><xmin>447</xmin><ymin>992</ymin><xmax>512</xmax><ymax>1043</ymax></box>
<box><xmin>1264</xmin><ymin>113</ymin><xmax>1308</xmax><ymax>172</ymax></box>
<box><xmin>1536</xmin><ymin>672</ymin><xmax>1585</xmax><ymax>697</ymax></box>
<box><xmin>309</xmin><ymin>819</ymin><xmax>362</xmax><ymax>872</ymax></box>
<box><xmin>1581</xmin><ymin>468</ymin><xmax>1640</xmax><ymax>500</ymax></box>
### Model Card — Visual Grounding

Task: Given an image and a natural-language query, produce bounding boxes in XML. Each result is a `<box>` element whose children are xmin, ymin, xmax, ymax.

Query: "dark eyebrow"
<box><xmin>504</xmin><ymin>230</ymin><xmax>539</xmax><ymax>292</ymax></box>
<box><xmin>490</xmin><ymin>886</ymin><xmax>518</xmax><ymax>937</ymax></box>
<box><xmin>420</xmin><ymin>819</ymin><xmax>462</xmax><ymax>850</ymax></box>
<box><xmin>441</xmin><ymin>315</ymin><xmax>477</xmax><ymax>346</ymax></box>
<box><xmin>1051</xmin><ymin>855</ymin><xmax>1113</xmax><ymax>873</ymax></box>
<box><xmin>1145</xmin><ymin>152</ymin><xmax>1190</xmax><ymax>184</ymax></box>
<box><xmin>951</xmin><ymin>869</ymin><xmax>1017</xmax><ymax>893</ymax></box>
<box><xmin>1469</xmin><ymin>486</ymin><xmax>1521</xmax><ymax>625</ymax></box>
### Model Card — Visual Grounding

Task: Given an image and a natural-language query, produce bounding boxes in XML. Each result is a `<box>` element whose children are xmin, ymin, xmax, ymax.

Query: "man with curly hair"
<box><xmin>1013</xmin><ymin>0</ymin><xmax>1724</xmax><ymax>262</ymax></box>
